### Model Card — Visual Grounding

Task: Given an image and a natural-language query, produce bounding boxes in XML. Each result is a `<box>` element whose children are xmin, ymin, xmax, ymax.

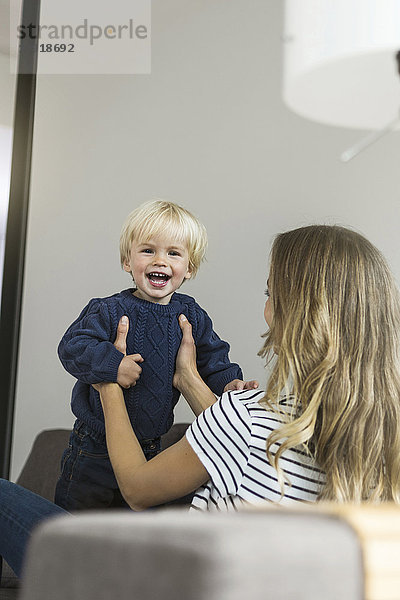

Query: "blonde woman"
<box><xmin>1</xmin><ymin>225</ymin><xmax>400</xmax><ymax>580</ymax></box>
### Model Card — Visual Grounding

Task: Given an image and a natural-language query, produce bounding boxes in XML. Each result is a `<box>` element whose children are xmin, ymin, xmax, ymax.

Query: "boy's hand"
<box><xmin>114</xmin><ymin>315</ymin><xmax>144</xmax><ymax>389</ymax></box>
<box><xmin>117</xmin><ymin>356</ymin><xmax>144</xmax><ymax>389</ymax></box>
<box><xmin>223</xmin><ymin>379</ymin><xmax>259</xmax><ymax>392</ymax></box>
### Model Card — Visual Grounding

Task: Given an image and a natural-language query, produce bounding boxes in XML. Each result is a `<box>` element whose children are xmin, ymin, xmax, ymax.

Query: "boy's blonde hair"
<box><xmin>259</xmin><ymin>225</ymin><xmax>400</xmax><ymax>503</ymax></box>
<box><xmin>119</xmin><ymin>200</ymin><xmax>208</xmax><ymax>277</ymax></box>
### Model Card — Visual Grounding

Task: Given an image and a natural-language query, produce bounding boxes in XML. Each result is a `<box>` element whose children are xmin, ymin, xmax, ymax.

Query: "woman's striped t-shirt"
<box><xmin>185</xmin><ymin>389</ymin><xmax>325</xmax><ymax>511</ymax></box>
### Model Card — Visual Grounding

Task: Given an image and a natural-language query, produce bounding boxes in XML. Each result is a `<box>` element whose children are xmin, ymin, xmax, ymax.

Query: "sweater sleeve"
<box><xmin>58</xmin><ymin>298</ymin><xmax>124</xmax><ymax>384</ymax></box>
<box><xmin>192</xmin><ymin>304</ymin><xmax>243</xmax><ymax>396</ymax></box>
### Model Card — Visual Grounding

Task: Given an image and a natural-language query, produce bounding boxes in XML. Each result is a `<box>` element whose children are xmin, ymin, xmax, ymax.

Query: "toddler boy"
<box><xmin>55</xmin><ymin>200</ymin><xmax>256</xmax><ymax>510</ymax></box>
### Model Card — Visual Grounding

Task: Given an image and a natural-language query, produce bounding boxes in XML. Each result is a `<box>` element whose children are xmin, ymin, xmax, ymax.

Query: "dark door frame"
<box><xmin>0</xmin><ymin>0</ymin><xmax>40</xmax><ymax>478</ymax></box>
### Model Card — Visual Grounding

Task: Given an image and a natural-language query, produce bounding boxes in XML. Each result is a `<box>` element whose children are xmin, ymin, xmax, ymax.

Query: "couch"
<box><xmin>19</xmin><ymin>508</ymin><xmax>365</xmax><ymax>600</ymax></box>
<box><xmin>17</xmin><ymin>502</ymin><xmax>400</xmax><ymax>600</ymax></box>
<box><xmin>0</xmin><ymin>424</ymin><xmax>189</xmax><ymax>599</ymax></box>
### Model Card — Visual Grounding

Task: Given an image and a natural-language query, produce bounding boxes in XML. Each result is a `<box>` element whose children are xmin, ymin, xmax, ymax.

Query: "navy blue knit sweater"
<box><xmin>58</xmin><ymin>289</ymin><xmax>242</xmax><ymax>440</ymax></box>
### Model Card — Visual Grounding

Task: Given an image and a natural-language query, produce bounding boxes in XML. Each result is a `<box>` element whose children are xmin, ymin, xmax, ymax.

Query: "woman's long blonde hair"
<box><xmin>259</xmin><ymin>225</ymin><xmax>400</xmax><ymax>502</ymax></box>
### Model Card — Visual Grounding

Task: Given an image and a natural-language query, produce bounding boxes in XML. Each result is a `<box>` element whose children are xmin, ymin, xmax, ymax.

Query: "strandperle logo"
<box><xmin>9</xmin><ymin>0</ymin><xmax>151</xmax><ymax>75</ymax></box>
<box><xmin>17</xmin><ymin>18</ymin><xmax>148</xmax><ymax>46</ymax></box>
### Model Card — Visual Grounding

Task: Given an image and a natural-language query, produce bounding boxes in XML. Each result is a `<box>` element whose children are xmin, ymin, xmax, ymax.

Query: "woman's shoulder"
<box><xmin>224</xmin><ymin>388</ymin><xmax>267</xmax><ymax>409</ymax></box>
<box><xmin>195</xmin><ymin>390</ymin><xmax>292</xmax><ymax>442</ymax></box>
<box><xmin>223</xmin><ymin>388</ymin><xmax>277</xmax><ymax>414</ymax></box>
<box><xmin>223</xmin><ymin>389</ymin><xmax>295</xmax><ymax>428</ymax></box>
<box><xmin>214</xmin><ymin>389</ymin><xmax>268</xmax><ymax>429</ymax></box>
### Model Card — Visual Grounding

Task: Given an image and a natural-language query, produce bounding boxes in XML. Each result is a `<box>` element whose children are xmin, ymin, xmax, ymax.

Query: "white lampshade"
<box><xmin>283</xmin><ymin>0</ymin><xmax>400</xmax><ymax>130</ymax></box>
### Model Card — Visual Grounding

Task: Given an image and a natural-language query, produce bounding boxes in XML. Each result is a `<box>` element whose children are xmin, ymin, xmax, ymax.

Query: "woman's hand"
<box><xmin>173</xmin><ymin>314</ymin><xmax>216</xmax><ymax>416</ymax></box>
<box><xmin>173</xmin><ymin>314</ymin><xmax>199</xmax><ymax>392</ymax></box>
<box><xmin>224</xmin><ymin>379</ymin><xmax>259</xmax><ymax>392</ymax></box>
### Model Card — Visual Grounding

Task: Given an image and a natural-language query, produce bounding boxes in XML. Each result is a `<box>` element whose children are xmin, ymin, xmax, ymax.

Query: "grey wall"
<box><xmin>10</xmin><ymin>0</ymin><xmax>400</xmax><ymax>480</ymax></box>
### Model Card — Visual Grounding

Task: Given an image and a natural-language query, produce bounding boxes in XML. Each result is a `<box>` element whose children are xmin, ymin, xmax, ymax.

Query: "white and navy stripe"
<box><xmin>186</xmin><ymin>389</ymin><xmax>325</xmax><ymax>511</ymax></box>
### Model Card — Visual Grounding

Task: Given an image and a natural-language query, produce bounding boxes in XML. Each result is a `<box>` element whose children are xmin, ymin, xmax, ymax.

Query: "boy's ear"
<box><xmin>123</xmin><ymin>259</ymin><xmax>131</xmax><ymax>273</ymax></box>
<box><xmin>184</xmin><ymin>266</ymin><xmax>193</xmax><ymax>280</ymax></box>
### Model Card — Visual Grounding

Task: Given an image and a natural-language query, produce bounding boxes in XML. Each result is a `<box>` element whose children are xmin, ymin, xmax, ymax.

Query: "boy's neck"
<box><xmin>133</xmin><ymin>289</ymin><xmax>173</xmax><ymax>305</ymax></box>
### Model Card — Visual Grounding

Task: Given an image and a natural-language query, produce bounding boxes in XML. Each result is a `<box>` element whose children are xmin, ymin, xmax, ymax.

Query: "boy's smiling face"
<box><xmin>123</xmin><ymin>235</ymin><xmax>192</xmax><ymax>304</ymax></box>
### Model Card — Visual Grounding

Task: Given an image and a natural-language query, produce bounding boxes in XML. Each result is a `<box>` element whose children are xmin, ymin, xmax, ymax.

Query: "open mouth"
<box><xmin>146</xmin><ymin>272</ymin><xmax>171</xmax><ymax>287</ymax></box>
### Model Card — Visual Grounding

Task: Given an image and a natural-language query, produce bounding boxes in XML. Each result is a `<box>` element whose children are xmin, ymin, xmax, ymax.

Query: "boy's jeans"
<box><xmin>54</xmin><ymin>420</ymin><xmax>161</xmax><ymax>511</ymax></box>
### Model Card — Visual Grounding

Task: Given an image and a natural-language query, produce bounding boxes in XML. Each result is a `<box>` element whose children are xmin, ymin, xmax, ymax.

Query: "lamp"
<box><xmin>282</xmin><ymin>0</ymin><xmax>400</xmax><ymax>160</ymax></box>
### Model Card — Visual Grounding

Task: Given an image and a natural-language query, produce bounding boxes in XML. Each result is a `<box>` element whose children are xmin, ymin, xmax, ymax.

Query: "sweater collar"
<box><xmin>120</xmin><ymin>288</ymin><xmax>182</xmax><ymax>314</ymax></box>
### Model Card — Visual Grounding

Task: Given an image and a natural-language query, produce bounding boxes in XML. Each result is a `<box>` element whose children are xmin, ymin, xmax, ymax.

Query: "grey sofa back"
<box><xmin>20</xmin><ymin>509</ymin><xmax>363</xmax><ymax>600</ymax></box>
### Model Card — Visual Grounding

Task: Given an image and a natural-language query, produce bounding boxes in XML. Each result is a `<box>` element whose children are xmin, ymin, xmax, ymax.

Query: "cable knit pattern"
<box><xmin>58</xmin><ymin>289</ymin><xmax>242</xmax><ymax>440</ymax></box>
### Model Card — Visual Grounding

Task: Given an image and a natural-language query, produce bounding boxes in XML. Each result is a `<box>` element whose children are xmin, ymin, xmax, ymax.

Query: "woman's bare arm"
<box><xmin>97</xmin><ymin>381</ymin><xmax>209</xmax><ymax>511</ymax></box>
